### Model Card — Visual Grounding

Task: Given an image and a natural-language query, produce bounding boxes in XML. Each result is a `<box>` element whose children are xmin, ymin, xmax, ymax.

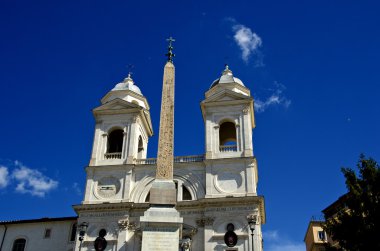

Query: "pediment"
<box><xmin>93</xmin><ymin>98</ymin><xmax>140</xmax><ymax>112</ymax></box>
<box><xmin>203</xmin><ymin>89</ymin><xmax>251</xmax><ymax>103</ymax></box>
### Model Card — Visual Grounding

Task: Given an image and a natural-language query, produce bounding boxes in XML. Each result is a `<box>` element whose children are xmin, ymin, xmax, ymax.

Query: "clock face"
<box><xmin>96</xmin><ymin>177</ymin><xmax>121</xmax><ymax>198</ymax></box>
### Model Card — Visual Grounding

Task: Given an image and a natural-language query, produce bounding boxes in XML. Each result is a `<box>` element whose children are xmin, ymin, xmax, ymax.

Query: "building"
<box><xmin>304</xmin><ymin>221</ymin><xmax>327</xmax><ymax>251</ymax></box>
<box><xmin>304</xmin><ymin>194</ymin><xmax>349</xmax><ymax>251</ymax></box>
<box><xmin>1</xmin><ymin>61</ymin><xmax>265</xmax><ymax>251</ymax></box>
<box><xmin>322</xmin><ymin>194</ymin><xmax>348</xmax><ymax>220</ymax></box>
<box><xmin>0</xmin><ymin>217</ymin><xmax>77</xmax><ymax>251</ymax></box>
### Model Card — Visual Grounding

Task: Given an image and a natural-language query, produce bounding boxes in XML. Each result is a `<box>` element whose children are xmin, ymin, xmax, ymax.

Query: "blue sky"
<box><xmin>0</xmin><ymin>1</ymin><xmax>379</xmax><ymax>250</ymax></box>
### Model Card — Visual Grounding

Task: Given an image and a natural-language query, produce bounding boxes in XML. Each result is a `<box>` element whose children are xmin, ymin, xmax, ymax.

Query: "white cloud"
<box><xmin>231</xmin><ymin>21</ymin><xmax>263</xmax><ymax>63</ymax></box>
<box><xmin>263</xmin><ymin>230</ymin><xmax>279</xmax><ymax>241</ymax></box>
<box><xmin>255</xmin><ymin>82</ymin><xmax>291</xmax><ymax>113</ymax></box>
<box><xmin>0</xmin><ymin>166</ymin><xmax>9</xmax><ymax>188</ymax></box>
<box><xmin>266</xmin><ymin>243</ymin><xmax>305</xmax><ymax>251</ymax></box>
<box><xmin>263</xmin><ymin>230</ymin><xmax>304</xmax><ymax>251</ymax></box>
<box><xmin>12</xmin><ymin>161</ymin><xmax>58</xmax><ymax>197</ymax></box>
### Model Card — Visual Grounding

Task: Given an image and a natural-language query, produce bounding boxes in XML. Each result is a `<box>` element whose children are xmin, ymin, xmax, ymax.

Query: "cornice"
<box><xmin>73</xmin><ymin>202</ymin><xmax>149</xmax><ymax>213</ymax></box>
<box><xmin>94</xmin><ymin>107</ymin><xmax>142</xmax><ymax>116</ymax></box>
<box><xmin>205</xmin><ymin>83</ymin><xmax>251</xmax><ymax>98</ymax></box>
<box><xmin>180</xmin><ymin>196</ymin><xmax>266</xmax><ymax>224</ymax></box>
<box><xmin>203</xmin><ymin>156</ymin><xmax>256</xmax><ymax>165</ymax></box>
<box><xmin>100</xmin><ymin>90</ymin><xmax>150</xmax><ymax>108</ymax></box>
<box><xmin>74</xmin><ymin>195</ymin><xmax>265</xmax><ymax>224</ymax></box>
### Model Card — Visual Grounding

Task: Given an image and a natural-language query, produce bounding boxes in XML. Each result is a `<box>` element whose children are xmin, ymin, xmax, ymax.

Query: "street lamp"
<box><xmin>247</xmin><ymin>214</ymin><xmax>257</xmax><ymax>251</ymax></box>
<box><xmin>78</xmin><ymin>222</ymin><xmax>88</xmax><ymax>251</ymax></box>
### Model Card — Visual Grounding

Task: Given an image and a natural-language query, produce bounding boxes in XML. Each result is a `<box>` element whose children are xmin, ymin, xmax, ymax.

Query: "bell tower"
<box><xmin>200</xmin><ymin>65</ymin><xmax>259</xmax><ymax>197</ymax></box>
<box><xmin>200</xmin><ymin>65</ymin><xmax>263</xmax><ymax>251</ymax></box>
<box><xmin>88</xmin><ymin>74</ymin><xmax>153</xmax><ymax>167</ymax></box>
<box><xmin>201</xmin><ymin>65</ymin><xmax>255</xmax><ymax>159</ymax></box>
<box><xmin>82</xmin><ymin>73</ymin><xmax>153</xmax><ymax>205</ymax></box>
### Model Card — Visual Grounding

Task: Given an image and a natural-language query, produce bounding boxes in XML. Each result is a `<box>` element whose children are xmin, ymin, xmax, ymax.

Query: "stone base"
<box><xmin>140</xmin><ymin>206</ymin><xmax>183</xmax><ymax>251</ymax></box>
<box><xmin>149</xmin><ymin>179</ymin><xmax>177</xmax><ymax>205</ymax></box>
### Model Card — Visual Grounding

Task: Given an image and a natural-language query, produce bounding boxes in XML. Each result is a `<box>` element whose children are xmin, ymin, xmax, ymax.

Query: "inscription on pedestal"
<box><xmin>150</xmin><ymin>187</ymin><xmax>176</xmax><ymax>204</ymax></box>
<box><xmin>141</xmin><ymin>227</ymin><xmax>179</xmax><ymax>251</ymax></box>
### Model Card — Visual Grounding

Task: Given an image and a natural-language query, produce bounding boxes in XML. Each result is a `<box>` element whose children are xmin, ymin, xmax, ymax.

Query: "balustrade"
<box><xmin>104</xmin><ymin>152</ymin><xmax>122</xmax><ymax>159</ymax></box>
<box><xmin>219</xmin><ymin>145</ymin><xmax>237</xmax><ymax>152</ymax></box>
<box><xmin>136</xmin><ymin>155</ymin><xmax>204</xmax><ymax>165</ymax></box>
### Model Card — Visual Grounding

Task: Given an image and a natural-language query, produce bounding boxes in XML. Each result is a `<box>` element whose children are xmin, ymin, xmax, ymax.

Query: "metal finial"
<box><xmin>165</xmin><ymin>36</ymin><xmax>175</xmax><ymax>62</ymax></box>
<box><xmin>126</xmin><ymin>64</ymin><xmax>134</xmax><ymax>78</ymax></box>
<box><xmin>222</xmin><ymin>64</ymin><xmax>232</xmax><ymax>75</ymax></box>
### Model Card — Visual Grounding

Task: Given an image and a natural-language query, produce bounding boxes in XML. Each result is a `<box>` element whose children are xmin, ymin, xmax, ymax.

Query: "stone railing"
<box><xmin>104</xmin><ymin>152</ymin><xmax>122</xmax><ymax>159</ymax></box>
<box><xmin>136</xmin><ymin>155</ymin><xmax>205</xmax><ymax>165</ymax></box>
<box><xmin>219</xmin><ymin>145</ymin><xmax>237</xmax><ymax>152</ymax></box>
<box><xmin>136</xmin><ymin>158</ymin><xmax>157</xmax><ymax>165</ymax></box>
<box><xmin>174</xmin><ymin>155</ymin><xmax>205</xmax><ymax>163</ymax></box>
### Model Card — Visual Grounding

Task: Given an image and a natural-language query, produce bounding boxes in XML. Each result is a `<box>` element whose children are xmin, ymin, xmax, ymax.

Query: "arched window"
<box><xmin>219</xmin><ymin>121</ymin><xmax>237</xmax><ymax>152</ymax></box>
<box><xmin>182</xmin><ymin>186</ymin><xmax>192</xmax><ymax>201</ymax></box>
<box><xmin>12</xmin><ymin>238</ymin><xmax>26</xmax><ymax>251</ymax></box>
<box><xmin>137</xmin><ymin>136</ymin><xmax>144</xmax><ymax>159</ymax></box>
<box><xmin>105</xmin><ymin>129</ymin><xmax>124</xmax><ymax>159</ymax></box>
<box><xmin>145</xmin><ymin>192</ymin><xmax>150</xmax><ymax>202</ymax></box>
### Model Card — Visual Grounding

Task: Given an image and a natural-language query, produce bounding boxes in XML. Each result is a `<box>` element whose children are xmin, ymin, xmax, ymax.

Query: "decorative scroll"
<box><xmin>127</xmin><ymin>222</ymin><xmax>137</xmax><ymax>231</ymax></box>
<box><xmin>118</xmin><ymin>219</ymin><xmax>129</xmax><ymax>230</ymax></box>
<box><xmin>243</xmin><ymin>106</ymin><xmax>250</xmax><ymax>115</ymax></box>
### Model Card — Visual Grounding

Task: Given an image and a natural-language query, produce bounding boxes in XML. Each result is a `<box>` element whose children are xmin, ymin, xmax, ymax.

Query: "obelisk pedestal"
<box><xmin>140</xmin><ymin>39</ymin><xmax>183</xmax><ymax>251</ymax></box>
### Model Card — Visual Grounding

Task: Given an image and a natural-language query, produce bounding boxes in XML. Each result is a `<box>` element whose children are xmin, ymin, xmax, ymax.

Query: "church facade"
<box><xmin>0</xmin><ymin>62</ymin><xmax>265</xmax><ymax>251</ymax></box>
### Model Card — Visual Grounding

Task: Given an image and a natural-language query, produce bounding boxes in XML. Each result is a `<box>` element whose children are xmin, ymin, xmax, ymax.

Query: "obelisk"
<box><xmin>149</xmin><ymin>36</ymin><xmax>177</xmax><ymax>205</ymax></box>
<box><xmin>140</xmin><ymin>37</ymin><xmax>183</xmax><ymax>251</ymax></box>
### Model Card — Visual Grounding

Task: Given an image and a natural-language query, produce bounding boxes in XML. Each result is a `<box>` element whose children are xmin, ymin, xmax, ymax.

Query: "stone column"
<box><xmin>196</xmin><ymin>217</ymin><xmax>214</xmax><ymax>251</ymax></box>
<box><xmin>242</xmin><ymin>106</ymin><xmax>253</xmax><ymax>157</ymax></box>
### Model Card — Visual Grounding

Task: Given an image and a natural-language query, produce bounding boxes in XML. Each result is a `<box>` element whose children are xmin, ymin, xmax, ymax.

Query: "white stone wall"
<box><xmin>0</xmin><ymin>220</ymin><xmax>76</xmax><ymax>251</ymax></box>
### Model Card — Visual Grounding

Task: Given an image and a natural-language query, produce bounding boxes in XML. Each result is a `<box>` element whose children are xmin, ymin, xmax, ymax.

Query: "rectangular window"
<box><xmin>44</xmin><ymin>228</ymin><xmax>52</xmax><ymax>238</ymax></box>
<box><xmin>318</xmin><ymin>230</ymin><xmax>326</xmax><ymax>241</ymax></box>
<box><xmin>70</xmin><ymin>223</ymin><xmax>77</xmax><ymax>242</ymax></box>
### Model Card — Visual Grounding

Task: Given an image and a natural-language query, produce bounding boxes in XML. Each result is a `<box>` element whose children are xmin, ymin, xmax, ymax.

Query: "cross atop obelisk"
<box><xmin>149</xmin><ymin>37</ymin><xmax>177</xmax><ymax>205</ymax></box>
<box><xmin>165</xmin><ymin>36</ymin><xmax>175</xmax><ymax>62</ymax></box>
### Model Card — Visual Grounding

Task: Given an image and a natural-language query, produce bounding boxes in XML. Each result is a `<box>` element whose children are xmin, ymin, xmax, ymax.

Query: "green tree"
<box><xmin>322</xmin><ymin>155</ymin><xmax>380</xmax><ymax>251</ymax></box>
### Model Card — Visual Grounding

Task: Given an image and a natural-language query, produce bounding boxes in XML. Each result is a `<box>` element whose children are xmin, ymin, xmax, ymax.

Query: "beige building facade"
<box><xmin>304</xmin><ymin>221</ymin><xmax>328</xmax><ymax>251</ymax></box>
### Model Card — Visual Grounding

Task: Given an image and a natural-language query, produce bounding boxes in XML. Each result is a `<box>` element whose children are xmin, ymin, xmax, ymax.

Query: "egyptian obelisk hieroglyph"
<box><xmin>140</xmin><ymin>37</ymin><xmax>183</xmax><ymax>251</ymax></box>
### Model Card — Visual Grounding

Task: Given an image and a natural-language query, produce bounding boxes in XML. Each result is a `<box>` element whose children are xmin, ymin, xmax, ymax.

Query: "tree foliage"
<box><xmin>322</xmin><ymin>154</ymin><xmax>380</xmax><ymax>251</ymax></box>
